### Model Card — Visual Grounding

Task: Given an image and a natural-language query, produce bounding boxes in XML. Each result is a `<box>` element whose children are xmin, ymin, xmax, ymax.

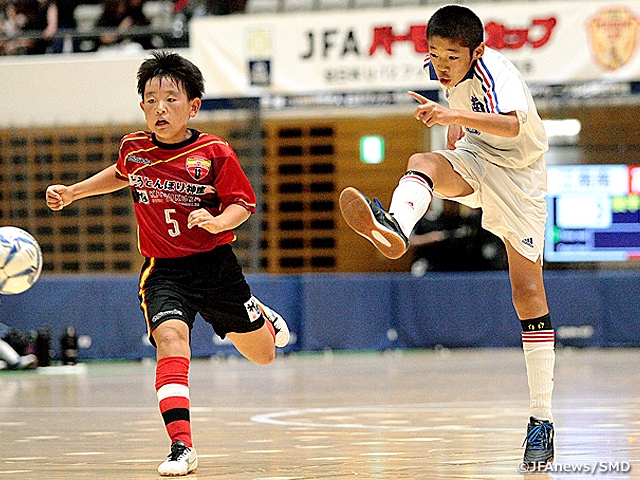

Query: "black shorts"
<box><xmin>138</xmin><ymin>244</ymin><xmax>265</xmax><ymax>346</ymax></box>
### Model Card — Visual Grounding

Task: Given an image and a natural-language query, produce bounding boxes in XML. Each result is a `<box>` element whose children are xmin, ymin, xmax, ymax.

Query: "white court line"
<box><xmin>1</xmin><ymin>398</ymin><xmax>639</xmax><ymax>414</ymax></box>
<box><xmin>250</xmin><ymin>403</ymin><xmax>640</xmax><ymax>432</ymax></box>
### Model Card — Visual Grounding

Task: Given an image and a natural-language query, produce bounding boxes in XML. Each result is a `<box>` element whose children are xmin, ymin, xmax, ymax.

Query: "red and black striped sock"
<box><xmin>155</xmin><ymin>356</ymin><xmax>192</xmax><ymax>447</ymax></box>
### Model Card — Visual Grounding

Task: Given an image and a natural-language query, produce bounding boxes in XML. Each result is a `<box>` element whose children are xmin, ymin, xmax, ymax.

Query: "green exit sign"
<box><xmin>360</xmin><ymin>136</ymin><xmax>384</xmax><ymax>164</ymax></box>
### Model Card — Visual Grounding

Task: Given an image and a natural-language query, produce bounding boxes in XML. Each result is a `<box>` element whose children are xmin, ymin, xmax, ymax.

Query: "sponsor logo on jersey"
<box><xmin>522</xmin><ymin>237</ymin><xmax>535</xmax><ymax>248</ymax></box>
<box><xmin>470</xmin><ymin>95</ymin><xmax>486</xmax><ymax>113</ymax></box>
<box><xmin>128</xmin><ymin>173</ymin><xmax>213</xmax><ymax>195</ymax></box>
<box><xmin>186</xmin><ymin>156</ymin><xmax>211</xmax><ymax>181</ymax></box>
<box><xmin>136</xmin><ymin>190</ymin><xmax>150</xmax><ymax>204</ymax></box>
<box><xmin>126</xmin><ymin>153</ymin><xmax>152</xmax><ymax>165</ymax></box>
<box><xmin>587</xmin><ymin>8</ymin><xmax>640</xmax><ymax>71</ymax></box>
<box><xmin>151</xmin><ymin>308</ymin><xmax>183</xmax><ymax>324</ymax></box>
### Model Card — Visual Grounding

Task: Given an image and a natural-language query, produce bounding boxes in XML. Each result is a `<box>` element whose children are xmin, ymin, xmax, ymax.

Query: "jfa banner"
<box><xmin>190</xmin><ymin>0</ymin><xmax>640</xmax><ymax>97</ymax></box>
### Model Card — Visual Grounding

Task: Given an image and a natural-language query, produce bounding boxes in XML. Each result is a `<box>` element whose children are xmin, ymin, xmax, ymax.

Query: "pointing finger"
<box><xmin>408</xmin><ymin>91</ymin><xmax>428</xmax><ymax>105</ymax></box>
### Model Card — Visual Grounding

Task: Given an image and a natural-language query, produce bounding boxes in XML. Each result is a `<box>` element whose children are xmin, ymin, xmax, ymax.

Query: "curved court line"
<box><xmin>250</xmin><ymin>403</ymin><xmax>640</xmax><ymax>432</ymax></box>
<box><xmin>252</xmin><ymin>406</ymin><xmax>519</xmax><ymax>432</ymax></box>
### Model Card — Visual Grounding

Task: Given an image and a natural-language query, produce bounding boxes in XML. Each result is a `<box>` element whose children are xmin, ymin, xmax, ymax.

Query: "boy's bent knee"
<box><xmin>407</xmin><ymin>152</ymin><xmax>438</xmax><ymax>171</ymax></box>
<box><xmin>251</xmin><ymin>349</ymin><xmax>276</xmax><ymax>365</ymax></box>
<box><xmin>153</xmin><ymin>321</ymin><xmax>190</xmax><ymax>356</ymax></box>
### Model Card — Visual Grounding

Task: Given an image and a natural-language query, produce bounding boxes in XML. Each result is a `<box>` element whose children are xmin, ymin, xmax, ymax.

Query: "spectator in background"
<box><xmin>1</xmin><ymin>0</ymin><xmax>13</xmax><ymax>54</ymax></box>
<box><xmin>410</xmin><ymin>199</ymin><xmax>507</xmax><ymax>274</ymax></box>
<box><xmin>96</xmin><ymin>0</ymin><xmax>153</xmax><ymax>50</ymax></box>
<box><xmin>0</xmin><ymin>323</ymin><xmax>37</xmax><ymax>370</ymax></box>
<box><xmin>3</xmin><ymin>0</ymin><xmax>57</xmax><ymax>54</ymax></box>
<box><xmin>208</xmin><ymin>0</ymin><xmax>245</xmax><ymax>15</ymax></box>
<box><xmin>410</xmin><ymin>199</ymin><xmax>476</xmax><ymax>273</ymax></box>
<box><xmin>50</xmin><ymin>0</ymin><xmax>81</xmax><ymax>53</ymax></box>
<box><xmin>173</xmin><ymin>0</ymin><xmax>245</xmax><ymax>18</ymax></box>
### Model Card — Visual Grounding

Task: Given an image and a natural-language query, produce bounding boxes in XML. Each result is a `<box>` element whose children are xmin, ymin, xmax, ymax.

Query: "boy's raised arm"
<box><xmin>408</xmin><ymin>91</ymin><xmax>520</xmax><ymax>138</ymax></box>
<box><xmin>46</xmin><ymin>164</ymin><xmax>129</xmax><ymax>211</ymax></box>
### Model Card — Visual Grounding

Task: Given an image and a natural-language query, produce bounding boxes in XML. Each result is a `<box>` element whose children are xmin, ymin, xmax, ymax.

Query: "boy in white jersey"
<box><xmin>340</xmin><ymin>5</ymin><xmax>554</xmax><ymax>470</ymax></box>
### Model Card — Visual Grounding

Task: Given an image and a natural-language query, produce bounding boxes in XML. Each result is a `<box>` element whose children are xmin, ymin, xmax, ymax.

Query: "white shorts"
<box><xmin>435</xmin><ymin>147</ymin><xmax>547</xmax><ymax>263</ymax></box>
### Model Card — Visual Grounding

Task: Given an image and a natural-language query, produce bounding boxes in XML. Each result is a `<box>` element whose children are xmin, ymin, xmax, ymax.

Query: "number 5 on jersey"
<box><xmin>165</xmin><ymin>209</ymin><xmax>181</xmax><ymax>237</ymax></box>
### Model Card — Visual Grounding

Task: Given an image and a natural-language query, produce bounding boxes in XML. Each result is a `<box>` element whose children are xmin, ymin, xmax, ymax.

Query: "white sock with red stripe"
<box><xmin>389</xmin><ymin>171</ymin><xmax>433</xmax><ymax>237</ymax></box>
<box><xmin>522</xmin><ymin>327</ymin><xmax>555</xmax><ymax>422</ymax></box>
<box><xmin>156</xmin><ymin>356</ymin><xmax>192</xmax><ymax>447</ymax></box>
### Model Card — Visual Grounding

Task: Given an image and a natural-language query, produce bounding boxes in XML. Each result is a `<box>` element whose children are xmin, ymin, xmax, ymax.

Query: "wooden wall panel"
<box><xmin>261</xmin><ymin>115</ymin><xmax>425</xmax><ymax>273</ymax></box>
<box><xmin>1</xmin><ymin>113</ymin><xmax>433</xmax><ymax>274</ymax></box>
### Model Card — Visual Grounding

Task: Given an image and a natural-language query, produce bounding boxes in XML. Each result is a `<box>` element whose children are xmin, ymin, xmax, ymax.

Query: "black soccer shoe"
<box><xmin>522</xmin><ymin>416</ymin><xmax>554</xmax><ymax>471</ymax></box>
<box><xmin>339</xmin><ymin>187</ymin><xmax>409</xmax><ymax>260</ymax></box>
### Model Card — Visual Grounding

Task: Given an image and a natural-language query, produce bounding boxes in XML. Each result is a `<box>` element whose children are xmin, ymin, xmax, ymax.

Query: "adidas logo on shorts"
<box><xmin>521</xmin><ymin>237</ymin><xmax>534</xmax><ymax>248</ymax></box>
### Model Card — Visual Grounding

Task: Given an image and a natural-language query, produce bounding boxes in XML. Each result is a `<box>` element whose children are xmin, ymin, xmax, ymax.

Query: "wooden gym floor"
<box><xmin>1</xmin><ymin>348</ymin><xmax>639</xmax><ymax>479</ymax></box>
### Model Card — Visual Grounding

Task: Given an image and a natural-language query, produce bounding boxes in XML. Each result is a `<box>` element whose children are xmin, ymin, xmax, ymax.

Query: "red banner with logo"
<box><xmin>190</xmin><ymin>0</ymin><xmax>640</xmax><ymax>97</ymax></box>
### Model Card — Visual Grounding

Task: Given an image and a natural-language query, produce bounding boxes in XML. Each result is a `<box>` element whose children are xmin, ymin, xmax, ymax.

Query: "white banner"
<box><xmin>190</xmin><ymin>0</ymin><xmax>640</xmax><ymax>98</ymax></box>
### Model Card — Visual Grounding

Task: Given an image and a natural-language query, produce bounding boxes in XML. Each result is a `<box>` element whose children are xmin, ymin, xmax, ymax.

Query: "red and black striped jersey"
<box><xmin>115</xmin><ymin>129</ymin><xmax>256</xmax><ymax>258</ymax></box>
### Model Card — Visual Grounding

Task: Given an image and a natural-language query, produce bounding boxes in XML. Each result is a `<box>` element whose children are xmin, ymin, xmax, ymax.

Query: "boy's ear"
<box><xmin>189</xmin><ymin>98</ymin><xmax>202</xmax><ymax>118</ymax></box>
<box><xmin>472</xmin><ymin>42</ymin><xmax>485</xmax><ymax>61</ymax></box>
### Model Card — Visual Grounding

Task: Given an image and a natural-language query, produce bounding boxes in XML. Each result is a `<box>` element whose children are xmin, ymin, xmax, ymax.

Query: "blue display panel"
<box><xmin>545</xmin><ymin>165</ymin><xmax>640</xmax><ymax>262</ymax></box>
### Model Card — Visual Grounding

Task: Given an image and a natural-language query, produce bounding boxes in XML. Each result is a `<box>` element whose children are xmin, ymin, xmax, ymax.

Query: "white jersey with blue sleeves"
<box><xmin>424</xmin><ymin>47</ymin><xmax>548</xmax><ymax>168</ymax></box>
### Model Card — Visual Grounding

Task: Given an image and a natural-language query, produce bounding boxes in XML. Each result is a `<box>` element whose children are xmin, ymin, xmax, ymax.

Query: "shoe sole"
<box><xmin>339</xmin><ymin>187</ymin><xmax>406</xmax><ymax>260</ymax></box>
<box><xmin>158</xmin><ymin>466</ymin><xmax>197</xmax><ymax>477</ymax></box>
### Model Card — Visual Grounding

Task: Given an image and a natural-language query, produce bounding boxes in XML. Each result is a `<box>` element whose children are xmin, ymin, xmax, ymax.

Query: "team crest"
<box><xmin>587</xmin><ymin>8</ymin><xmax>640</xmax><ymax>71</ymax></box>
<box><xmin>186</xmin><ymin>156</ymin><xmax>211</xmax><ymax>181</ymax></box>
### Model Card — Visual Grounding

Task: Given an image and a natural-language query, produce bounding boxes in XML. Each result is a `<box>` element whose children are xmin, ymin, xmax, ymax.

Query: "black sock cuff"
<box><xmin>521</xmin><ymin>313</ymin><xmax>552</xmax><ymax>332</ymax></box>
<box><xmin>404</xmin><ymin>170</ymin><xmax>434</xmax><ymax>190</ymax></box>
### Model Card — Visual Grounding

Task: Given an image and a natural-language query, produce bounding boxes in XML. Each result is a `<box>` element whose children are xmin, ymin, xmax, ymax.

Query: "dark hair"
<box><xmin>137</xmin><ymin>51</ymin><xmax>205</xmax><ymax>100</ymax></box>
<box><xmin>426</xmin><ymin>5</ymin><xmax>484</xmax><ymax>52</ymax></box>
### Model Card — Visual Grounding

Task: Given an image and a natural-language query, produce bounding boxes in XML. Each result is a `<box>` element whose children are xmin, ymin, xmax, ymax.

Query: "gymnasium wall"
<box><xmin>1</xmin><ymin>270</ymin><xmax>639</xmax><ymax>361</ymax></box>
<box><xmin>2</xmin><ymin>1</ymin><xmax>640</xmax><ymax>360</ymax></box>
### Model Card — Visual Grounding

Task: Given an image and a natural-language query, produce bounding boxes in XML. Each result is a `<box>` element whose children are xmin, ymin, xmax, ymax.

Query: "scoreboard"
<box><xmin>545</xmin><ymin>165</ymin><xmax>640</xmax><ymax>262</ymax></box>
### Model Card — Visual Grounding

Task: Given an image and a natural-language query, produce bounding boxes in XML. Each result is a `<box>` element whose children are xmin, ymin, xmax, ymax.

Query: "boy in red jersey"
<box><xmin>46</xmin><ymin>51</ymin><xmax>289</xmax><ymax>477</ymax></box>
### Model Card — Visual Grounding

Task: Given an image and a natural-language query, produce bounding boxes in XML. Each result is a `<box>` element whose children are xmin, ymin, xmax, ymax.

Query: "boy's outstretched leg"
<box><xmin>340</xmin><ymin>154</ymin><xmax>470</xmax><ymax>259</ymax></box>
<box><xmin>339</xmin><ymin>187</ymin><xmax>409</xmax><ymax>259</ymax></box>
<box><xmin>339</xmin><ymin>168</ymin><xmax>434</xmax><ymax>259</ymax></box>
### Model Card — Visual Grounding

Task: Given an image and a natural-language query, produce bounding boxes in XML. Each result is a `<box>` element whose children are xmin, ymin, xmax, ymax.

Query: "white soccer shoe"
<box><xmin>254</xmin><ymin>297</ymin><xmax>290</xmax><ymax>348</ymax></box>
<box><xmin>158</xmin><ymin>441</ymin><xmax>197</xmax><ymax>476</ymax></box>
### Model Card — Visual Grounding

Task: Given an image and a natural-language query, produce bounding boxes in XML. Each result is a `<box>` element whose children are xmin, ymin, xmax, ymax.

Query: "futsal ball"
<box><xmin>0</xmin><ymin>226</ymin><xmax>43</xmax><ymax>295</ymax></box>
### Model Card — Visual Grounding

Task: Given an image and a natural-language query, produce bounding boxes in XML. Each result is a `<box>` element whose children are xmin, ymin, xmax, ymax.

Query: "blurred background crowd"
<box><xmin>0</xmin><ymin>0</ymin><xmax>246</xmax><ymax>55</ymax></box>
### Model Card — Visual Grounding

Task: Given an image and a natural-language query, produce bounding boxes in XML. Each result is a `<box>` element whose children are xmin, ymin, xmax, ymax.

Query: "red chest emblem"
<box><xmin>186</xmin><ymin>156</ymin><xmax>211</xmax><ymax>181</ymax></box>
